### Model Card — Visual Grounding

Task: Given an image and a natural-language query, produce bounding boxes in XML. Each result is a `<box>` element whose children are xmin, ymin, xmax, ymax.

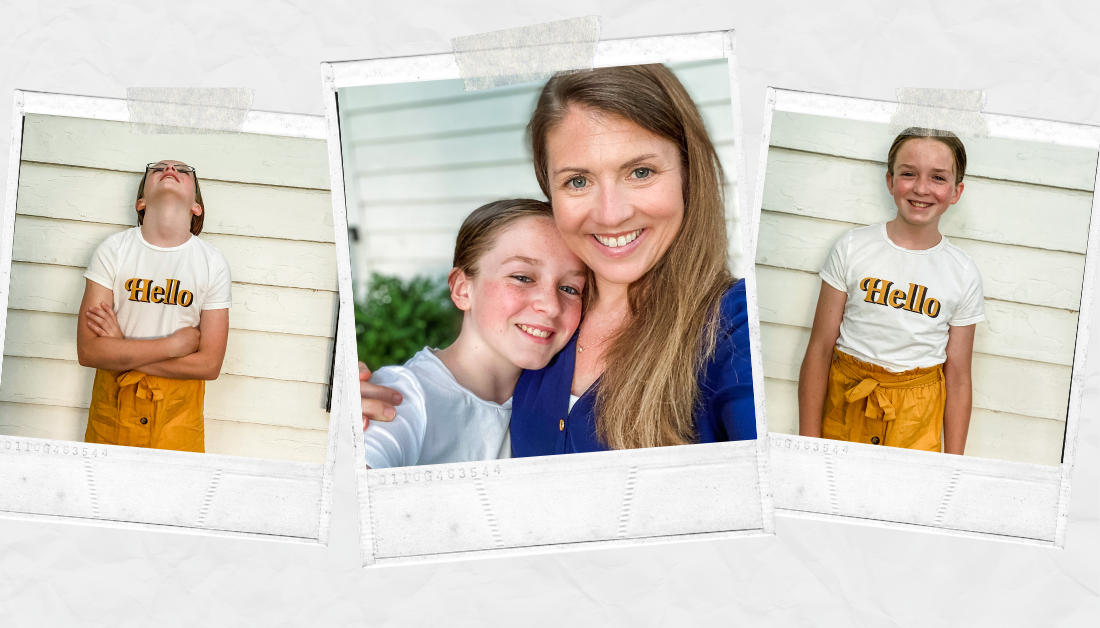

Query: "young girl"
<box><xmin>798</xmin><ymin>128</ymin><xmax>985</xmax><ymax>454</ymax></box>
<box><xmin>76</xmin><ymin>160</ymin><xmax>232</xmax><ymax>453</ymax></box>
<box><xmin>362</xmin><ymin>199</ymin><xmax>585</xmax><ymax>469</ymax></box>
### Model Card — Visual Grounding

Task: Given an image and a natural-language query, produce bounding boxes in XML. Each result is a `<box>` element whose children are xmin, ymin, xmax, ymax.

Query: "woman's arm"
<box><xmin>77</xmin><ymin>279</ymin><xmax>199</xmax><ymax>371</ymax></box>
<box><xmin>797</xmin><ymin>282</ymin><xmax>846</xmax><ymax>438</ymax></box>
<box><xmin>942</xmin><ymin>323</ymin><xmax>976</xmax><ymax>455</ymax></box>
<box><xmin>138</xmin><ymin>308</ymin><xmax>229</xmax><ymax>380</ymax></box>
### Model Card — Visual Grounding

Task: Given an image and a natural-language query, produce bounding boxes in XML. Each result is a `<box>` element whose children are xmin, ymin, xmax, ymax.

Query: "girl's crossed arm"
<box><xmin>943</xmin><ymin>323</ymin><xmax>976</xmax><ymax>455</ymax></box>
<box><xmin>77</xmin><ymin>279</ymin><xmax>229</xmax><ymax>380</ymax></box>
<box><xmin>77</xmin><ymin>280</ymin><xmax>199</xmax><ymax>372</ymax></box>
<box><xmin>130</xmin><ymin>308</ymin><xmax>228</xmax><ymax>381</ymax></box>
<box><xmin>798</xmin><ymin>281</ymin><xmax>846</xmax><ymax>438</ymax></box>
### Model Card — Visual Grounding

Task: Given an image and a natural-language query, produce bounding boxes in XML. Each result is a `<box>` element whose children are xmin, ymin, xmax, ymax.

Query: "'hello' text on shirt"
<box><xmin>859</xmin><ymin>277</ymin><xmax>940</xmax><ymax>318</ymax></box>
<box><xmin>125</xmin><ymin>278</ymin><xmax>194</xmax><ymax>307</ymax></box>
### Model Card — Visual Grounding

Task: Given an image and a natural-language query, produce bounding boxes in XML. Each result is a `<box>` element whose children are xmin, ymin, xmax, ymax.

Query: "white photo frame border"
<box><xmin>754</xmin><ymin>87</ymin><xmax>1099</xmax><ymax>547</ymax></box>
<box><xmin>0</xmin><ymin>90</ymin><xmax>348</xmax><ymax>544</ymax></box>
<box><xmin>322</xmin><ymin>30</ymin><xmax>775</xmax><ymax>567</ymax></box>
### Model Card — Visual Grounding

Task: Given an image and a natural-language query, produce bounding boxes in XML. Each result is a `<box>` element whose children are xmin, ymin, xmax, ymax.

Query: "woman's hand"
<box><xmin>359</xmin><ymin>362</ymin><xmax>402</xmax><ymax>431</ymax></box>
<box><xmin>85</xmin><ymin>302</ymin><xmax>124</xmax><ymax>339</ymax></box>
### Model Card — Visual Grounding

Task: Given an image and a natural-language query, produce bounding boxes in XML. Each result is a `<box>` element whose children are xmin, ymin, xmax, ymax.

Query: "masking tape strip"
<box><xmin>451</xmin><ymin>16</ymin><xmax>601</xmax><ymax>91</ymax></box>
<box><xmin>889</xmin><ymin>88</ymin><xmax>988</xmax><ymax>137</ymax></box>
<box><xmin>126</xmin><ymin>87</ymin><xmax>254</xmax><ymax>134</ymax></box>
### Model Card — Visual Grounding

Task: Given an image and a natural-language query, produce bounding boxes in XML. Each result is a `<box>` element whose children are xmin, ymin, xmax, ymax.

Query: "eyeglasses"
<box><xmin>146</xmin><ymin>163</ymin><xmax>196</xmax><ymax>176</ymax></box>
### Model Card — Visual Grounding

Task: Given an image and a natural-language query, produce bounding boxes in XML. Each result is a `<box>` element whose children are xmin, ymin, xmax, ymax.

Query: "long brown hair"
<box><xmin>452</xmin><ymin>198</ymin><xmax>554</xmax><ymax>279</ymax></box>
<box><xmin>136</xmin><ymin>163</ymin><xmax>205</xmax><ymax>236</ymax></box>
<box><xmin>887</xmin><ymin>127</ymin><xmax>968</xmax><ymax>185</ymax></box>
<box><xmin>529</xmin><ymin>64</ymin><xmax>733</xmax><ymax>450</ymax></box>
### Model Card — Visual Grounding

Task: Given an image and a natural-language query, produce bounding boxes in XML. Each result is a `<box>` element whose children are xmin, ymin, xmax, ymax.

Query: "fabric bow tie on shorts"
<box><xmin>825</xmin><ymin>350</ymin><xmax>946</xmax><ymax>451</ymax></box>
<box><xmin>116</xmin><ymin>370</ymin><xmax>166</xmax><ymax>403</ymax></box>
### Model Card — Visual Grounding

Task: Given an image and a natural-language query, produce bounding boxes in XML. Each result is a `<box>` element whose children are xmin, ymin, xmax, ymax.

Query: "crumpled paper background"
<box><xmin>0</xmin><ymin>1</ymin><xmax>1097</xmax><ymax>625</ymax></box>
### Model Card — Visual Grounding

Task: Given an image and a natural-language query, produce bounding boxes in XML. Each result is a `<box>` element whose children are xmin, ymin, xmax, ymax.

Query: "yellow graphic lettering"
<box><xmin>179</xmin><ymin>290</ymin><xmax>193</xmax><ymax>307</ymax></box>
<box><xmin>889</xmin><ymin>288</ymin><xmax>907</xmax><ymax>308</ymax></box>
<box><xmin>151</xmin><ymin>284</ymin><xmax>165</xmax><ymax>304</ymax></box>
<box><xmin>125</xmin><ymin>278</ymin><xmax>149</xmax><ymax>303</ymax></box>
<box><xmin>923</xmin><ymin>298</ymin><xmax>941</xmax><ymax>318</ymax></box>
<box><xmin>861</xmin><ymin>277</ymin><xmax>890</xmax><ymax>305</ymax></box>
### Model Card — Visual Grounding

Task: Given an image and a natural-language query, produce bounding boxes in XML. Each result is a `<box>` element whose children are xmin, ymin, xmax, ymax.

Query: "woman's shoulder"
<box><xmin>717</xmin><ymin>278</ymin><xmax>748</xmax><ymax>334</ymax></box>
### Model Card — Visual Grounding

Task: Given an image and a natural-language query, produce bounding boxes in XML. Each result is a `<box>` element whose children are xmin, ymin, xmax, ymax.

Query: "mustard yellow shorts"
<box><xmin>85</xmin><ymin>369</ymin><xmax>205</xmax><ymax>452</ymax></box>
<box><xmin>822</xmin><ymin>349</ymin><xmax>945</xmax><ymax>452</ymax></box>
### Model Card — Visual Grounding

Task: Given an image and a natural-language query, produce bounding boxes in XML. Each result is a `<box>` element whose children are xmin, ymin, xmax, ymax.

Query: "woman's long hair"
<box><xmin>529</xmin><ymin>64</ymin><xmax>733</xmax><ymax>450</ymax></box>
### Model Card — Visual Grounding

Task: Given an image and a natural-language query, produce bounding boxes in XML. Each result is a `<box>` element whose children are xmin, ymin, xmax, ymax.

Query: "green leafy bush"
<box><xmin>355</xmin><ymin>272</ymin><xmax>462</xmax><ymax>371</ymax></box>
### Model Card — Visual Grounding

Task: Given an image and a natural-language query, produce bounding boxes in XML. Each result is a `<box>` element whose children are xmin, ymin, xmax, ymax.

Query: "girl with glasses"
<box><xmin>75</xmin><ymin>160</ymin><xmax>232</xmax><ymax>452</ymax></box>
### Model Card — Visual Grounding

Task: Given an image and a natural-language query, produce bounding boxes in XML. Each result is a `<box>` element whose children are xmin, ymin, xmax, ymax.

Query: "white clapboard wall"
<box><xmin>1</xmin><ymin>114</ymin><xmax>337</xmax><ymax>464</ymax></box>
<box><xmin>338</xmin><ymin>59</ymin><xmax>743</xmax><ymax>296</ymax></box>
<box><xmin>757</xmin><ymin>110</ymin><xmax>1097</xmax><ymax>466</ymax></box>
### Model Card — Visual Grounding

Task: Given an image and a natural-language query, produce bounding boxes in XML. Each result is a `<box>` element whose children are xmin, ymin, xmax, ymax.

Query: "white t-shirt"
<box><xmin>820</xmin><ymin>223</ymin><xmax>985</xmax><ymax>372</ymax></box>
<box><xmin>363</xmin><ymin>348</ymin><xmax>513</xmax><ymax>469</ymax></box>
<box><xmin>84</xmin><ymin>227</ymin><xmax>232</xmax><ymax>339</ymax></box>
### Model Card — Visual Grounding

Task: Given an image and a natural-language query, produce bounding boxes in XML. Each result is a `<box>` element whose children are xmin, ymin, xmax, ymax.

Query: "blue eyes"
<box><xmin>565</xmin><ymin>167</ymin><xmax>653</xmax><ymax>190</ymax></box>
<box><xmin>511</xmin><ymin>275</ymin><xmax>581</xmax><ymax>296</ymax></box>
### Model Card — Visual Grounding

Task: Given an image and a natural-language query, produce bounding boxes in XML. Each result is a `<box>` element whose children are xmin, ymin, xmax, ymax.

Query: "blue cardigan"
<box><xmin>511</xmin><ymin>278</ymin><xmax>757</xmax><ymax>457</ymax></box>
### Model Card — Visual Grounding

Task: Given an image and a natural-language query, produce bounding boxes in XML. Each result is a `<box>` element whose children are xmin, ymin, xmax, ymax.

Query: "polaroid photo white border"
<box><xmin>755</xmin><ymin>88</ymin><xmax>1099</xmax><ymax>547</ymax></box>
<box><xmin>322</xmin><ymin>30</ymin><xmax>775</xmax><ymax>567</ymax></box>
<box><xmin>0</xmin><ymin>91</ymin><xmax>348</xmax><ymax>544</ymax></box>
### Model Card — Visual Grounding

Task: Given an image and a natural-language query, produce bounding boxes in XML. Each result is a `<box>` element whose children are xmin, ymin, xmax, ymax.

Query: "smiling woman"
<box><xmin>511</xmin><ymin>64</ymin><xmax>756</xmax><ymax>455</ymax></box>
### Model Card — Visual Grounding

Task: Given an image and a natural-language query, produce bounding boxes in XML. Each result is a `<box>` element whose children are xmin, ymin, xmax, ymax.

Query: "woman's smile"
<box><xmin>593</xmin><ymin>228</ymin><xmax>642</xmax><ymax>248</ymax></box>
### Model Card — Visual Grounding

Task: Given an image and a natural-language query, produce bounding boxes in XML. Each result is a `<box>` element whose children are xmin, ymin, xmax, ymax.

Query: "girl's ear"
<box><xmin>949</xmin><ymin>181</ymin><xmax>965</xmax><ymax>205</ymax></box>
<box><xmin>191</xmin><ymin>202</ymin><xmax>203</xmax><ymax>217</ymax></box>
<box><xmin>448</xmin><ymin>267</ymin><xmax>473</xmax><ymax>312</ymax></box>
<box><xmin>885</xmin><ymin>171</ymin><xmax>895</xmax><ymax>194</ymax></box>
<box><xmin>136</xmin><ymin>197</ymin><xmax>146</xmax><ymax>213</ymax></box>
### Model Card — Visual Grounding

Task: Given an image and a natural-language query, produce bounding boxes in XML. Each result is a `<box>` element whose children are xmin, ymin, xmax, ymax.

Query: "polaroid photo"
<box><xmin>0</xmin><ymin>91</ymin><xmax>346</xmax><ymax>542</ymax></box>
<box><xmin>323</xmin><ymin>30</ymin><xmax>774</xmax><ymax>566</ymax></box>
<box><xmin>754</xmin><ymin>88</ymin><xmax>1098</xmax><ymax>546</ymax></box>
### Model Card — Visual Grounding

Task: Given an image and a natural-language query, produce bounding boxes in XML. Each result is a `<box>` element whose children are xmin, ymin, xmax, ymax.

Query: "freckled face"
<box><xmin>462</xmin><ymin>216</ymin><xmax>586</xmax><ymax>370</ymax></box>
<box><xmin>545</xmin><ymin>108</ymin><xmax>684</xmax><ymax>288</ymax></box>
<box><xmin>886</xmin><ymin>139</ymin><xmax>964</xmax><ymax>229</ymax></box>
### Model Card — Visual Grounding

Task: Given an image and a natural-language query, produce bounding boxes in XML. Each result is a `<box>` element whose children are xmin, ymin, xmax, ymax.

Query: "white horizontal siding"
<box><xmin>757</xmin><ymin>111</ymin><xmax>1095</xmax><ymax>466</ymax></box>
<box><xmin>0</xmin><ymin>402</ymin><xmax>328</xmax><ymax>464</ymax></box>
<box><xmin>339</xmin><ymin>59</ymin><xmax>744</xmax><ymax>292</ymax></box>
<box><xmin>2</xmin><ymin>114</ymin><xmax>338</xmax><ymax>463</ymax></box>
<box><xmin>18</xmin><ymin>162</ymin><xmax>336</xmax><ymax>243</ymax></box>
<box><xmin>21</xmin><ymin>115</ymin><xmax>331</xmax><ymax>190</ymax></box>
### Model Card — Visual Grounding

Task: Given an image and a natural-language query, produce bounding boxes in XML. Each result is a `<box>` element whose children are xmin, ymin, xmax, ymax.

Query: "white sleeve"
<box><xmin>950</xmin><ymin>262</ymin><xmax>986</xmax><ymax>326</ymax></box>
<box><xmin>819</xmin><ymin>230</ymin><xmax>849</xmax><ymax>293</ymax></box>
<box><xmin>83</xmin><ymin>233</ymin><xmax>120</xmax><ymax>289</ymax></box>
<box><xmin>203</xmin><ymin>248</ymin><xmax>233</xmax><ymax>310</ymax></box>
<box><xmin>362</xmin><ymin>366</ymin><xmax>428</xmax><ymax>469</ymax></box>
